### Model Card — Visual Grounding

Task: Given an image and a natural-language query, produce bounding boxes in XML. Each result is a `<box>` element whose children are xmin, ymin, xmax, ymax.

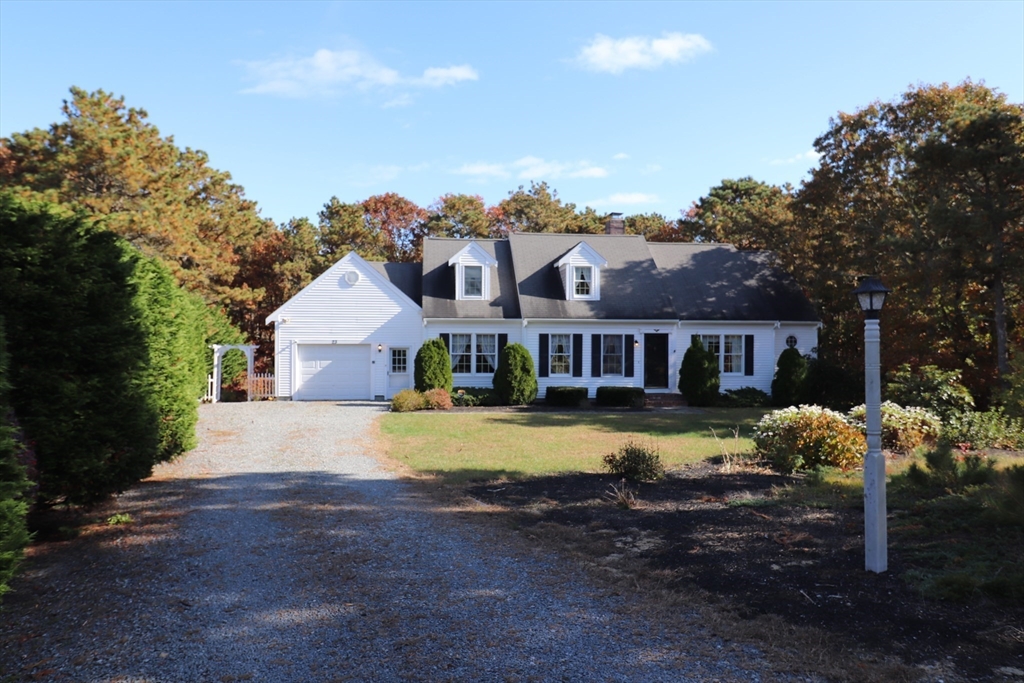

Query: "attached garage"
<box><xmin>294</xmin><ymin>344</ymin><xmax>371</xmax><ymax>401</ymax></box>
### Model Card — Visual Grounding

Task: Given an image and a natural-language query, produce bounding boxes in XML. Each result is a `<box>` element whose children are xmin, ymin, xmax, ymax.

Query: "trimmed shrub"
<box><xmin>603</xmin><ymin>438</ymin><xmax>665</xmax><ymax>481</ymax></box>
<box><xmin>493</xmin><ymin>343</ymin><xmax>537</xmax><ymax>406</ymax></box>
<box><xmin>771</xmin><ymin>348</ymin><xmax>807</xmax><ymax>407</ymax></box>
<box><xmin>679</xmin><ymin>338</ymin><xmax>719</xmax><ymax>406</ymax></box>
<box><xmin>885</xmin><ymin>364</ymin><xmax>974</xmax><ymax>419</ymax></box>
<box><xmin>718</xmin><ymin>387</ymin><xmax>771</xmax><ymax>408</ymax></box>
<box><xmin>847</xmin><ymin>402</ymin><xmax>942</xmax><ymax>453</ymax></box>
<box><xmin>941</xmin><ymin>409</ymin><xmax>1024</xmax><ymax>451</ymax></box>
<box><xmin>545</xmin><ymin>386</ymin><xmax>588</xmax><ymax>407</ymax></box>
<box><xmin>414</xmin><ymin>338</ymin><xmax>453</xmax><ymax>393</ymax></box>
<box><xmin>595</xmin><ymin>386</ymin><xmax>645</xmax><ymax>408</ymax></box>
<box><xmin>753</xmin><ymin>405</ymin><xmax>866</xmax><ymax>473</ymax></box>
<box><xmin>0</xmin><ymin>318</ymin><xmax>31</xmax><ymax>602</ymax></box>
<box><xmin>423</xmin><ymin>388</ymin><xmax>453</xmax><ymax>410</ymax></box>
<box><xmin>391</xmin><ymin>389</ymin><xmax>426</xmax><ymax>412</ymax></box>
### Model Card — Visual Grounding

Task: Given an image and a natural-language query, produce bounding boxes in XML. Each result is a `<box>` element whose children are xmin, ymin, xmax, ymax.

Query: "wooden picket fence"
<box><xmin>202</xmin><ymin>373</ymin><xmax>275</xmax><ymax>402</ymax></box>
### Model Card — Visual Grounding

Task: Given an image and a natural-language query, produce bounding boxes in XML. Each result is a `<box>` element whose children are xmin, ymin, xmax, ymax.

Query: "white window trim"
<box><xmin>550</xmin><ymin>333</ymin><xmax>572</xmax><ymax>376</ymax></box>
<box><xmin>699</xmin><ymin>333</ymin><xmax>745</xmax><ymax>375</ymax></box>
<box><xmin>462</xmin><ymin>265</ymin><xmax>484</xmax><ymax>299</ymax></box>
<box><xmin>555</xmin><ymin>241</ymin><xmax>607</xmax><ymax>302</ymax></box>
<box><xmin>450</xmin><ymin>332</ymin><xmax>498</xmax><ymax>375</ymax></box>
<box><xmin>449</xmin><ymin>242</ymin><xmax>497</xmax><ymax>302</ymax></box>
<box><xmin>602</xmin><ymin>334</ymin><xmax>625</xmax><ymax>377</ymax></box>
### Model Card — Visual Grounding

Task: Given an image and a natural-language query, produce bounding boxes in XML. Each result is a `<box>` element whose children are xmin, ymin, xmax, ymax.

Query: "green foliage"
<box><xmin>414</xmin><ymin>338</ymin><xmax>453</xmax><ymax>393</ymax></box>
<box><xmin>753</xmin><ymin>405</ymin><xmax>866</xmax><ymax>473</ymax></box>
<box><xmin>0</xmin><ymin>192</ymin><xmax>160</xmax><ymax>505</ymax></box>
<box><xmin>799</xmin><ymin>355</ymin><xmax>861</xmax><ymax>411</ymax></box>
<box><xmin>941</xmin><ymin>409</ymin><xmax>1024</xmax><ymax>450</ymax></box>
<box><xmin>905</xmin><ymin>444</ymin><xmax>995</xmax><ymax>493</ymax></box>
<box><xmin>594</xmin><ymin>387</ymin><xmax>645</xmax><ymax>408</ymax></box>
<box><xmin>493</xmin><ymin>343</ymin><xmax>538</xmax><ymax>406</ymax></box>
<box><xmin>452</xmin><ymin>387</ymin><xmax>501</xmax><ymax>407</ymax></box>
<box><xmin>885</xmin><ymin>364</ymin><xmax>974</xmax><ymax>419</ymax></box>
<box><xmin>423</xmin><ymin>388</ymin><xmax>453</xmax><ymax>410</ymax></box>
<box><xmin>847</xmin><ymin>402</ymin><xmax>942</xmax><ymax>453</ymax></box>
<box><xmin>718</xmin><ymin>387</ymin><xmax>771</xmax><ymax>408</ymax></box>
<box><xmin>0</xmin><ymin>317</ymin><xmax>31</xmax><ymax>602</ymax></box>
<box><xmin>771</xmin><ymin>348</ymin><xmax>807</xmax><ymax>407</ymax></box>
<box><xmin>679</xmin><ymin>338</ymin><xmax>719</xmax><ymax>407</ymax></box>
<box><xmin>106</xmin><ymin>513</ymin><xmax>133</xmax><ymax>526</ymax></box>
<box><xmin>678</xmin><ymin>176</ymin><xmax>796</xmax><ymax>250</ymax></box>
<box><xmin>602</xmin><ymin>438</ymin><xmax>665</xmax><ymax>481</ymax></box>
<box><xmin>994</xmin><ymin>347</ymin><xmax>1024</xmax><ymax>417</ymax></box>
<box><xmin>492</xmin><ymin>182</ymin><xmax>600</xmax><ymax>235</ymax></box>
<box><xmin>545</xmin><ymin>386</ymin><xmax>589</xmax><ymax>407</ymax></box>
<box><xmin>391</xmin><ymin>389</ymin><xmax>426</xmax><ymax>413</ymax></box>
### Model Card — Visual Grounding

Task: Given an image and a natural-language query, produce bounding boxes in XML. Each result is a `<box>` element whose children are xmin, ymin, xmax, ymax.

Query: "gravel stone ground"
<box><xmin>1</xmin><ymin>402</ymin><xmax>785</xmax><ymax>682</ymax></box>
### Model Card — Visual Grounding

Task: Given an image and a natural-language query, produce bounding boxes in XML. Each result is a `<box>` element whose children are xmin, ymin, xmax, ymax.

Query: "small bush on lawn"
<box><xmin>414</xmin><ymin>338</ymin><xmax>453</xmax><ymax>393</ymax></box>
<box><xmin>753</xmin><ymin>405</ymin><xmax>866</xmax><ymax>473</ymax></box>
<box><xmin>451</xmin><ymin>390</ymin><xmax>478</xmax><ymax>407</ymax></box>
<box><xmin>847</xmin><ymin>402</ymin><xmax>941</xmax><ymax>453</ymax></box>
<box><xmin>718</xmin><ymin>387</ymin><xmax>771</xmax><ymax>408</ymax></box>
<box><xmin>391</xmin><ymin>389</ymin><xmax>426</xmax><ymax>412</ymax></box>
<box><xmin>679</xmin><ymin>338</ymin><xmax>719</xmax><ymax>406</ymax></box>
<box><xmin>603</xmin><ymin>438</ymin><xmax>665</xmax><ymax>481</ymax></box>
<box><xmin>546</xmin><ymin>387</ymin><xmax>588</xmax><ymax>407</ymax></box>
<box><xmin>905</xmin><ymin>444</ymin><xmax>995</xmax><ymax>493</ymax></box>
<box><xmin>771</xmin><ymin>348</ymin><xmax>807</xmax><ymax>407</ymax></box>
<box><xmin>493</xmin><ymin>343</ymin><xmax>537</xmax><ymax>405</ymax></box>
<box><xmin>423</xmin><ymin>388</ymin><xmax>453</xmax><ymax>410</ymax></box>
<box><xmin>885</xmin><ymin>364</ymin><xmax>974</xmax><ymax>420</ymax></box>
<box><xmin>942</xmin><ymin>409</ymin><xmax>1024</xmax><ymax>450</ymax></box>
<box><xmin>595</xmin><ymin>387</ymin><xmax>645</xmax><ymax>408</ymax></box>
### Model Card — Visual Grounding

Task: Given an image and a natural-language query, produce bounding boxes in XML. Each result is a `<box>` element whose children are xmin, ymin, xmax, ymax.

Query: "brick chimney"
<box><xmin>604</xmin><ymin>212</ymin><xmax>625</xmax><ymax>235</ymax></box>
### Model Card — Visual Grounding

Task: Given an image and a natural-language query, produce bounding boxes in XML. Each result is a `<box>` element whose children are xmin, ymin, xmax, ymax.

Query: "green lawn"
<box><xmin>379</xmin><ymin>408</ymin><xmax>767</xmax><ymax>484</ymax></box>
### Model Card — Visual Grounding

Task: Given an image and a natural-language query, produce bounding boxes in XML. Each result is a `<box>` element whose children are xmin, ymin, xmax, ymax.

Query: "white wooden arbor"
<box><xmin>210</xmin><ymin>344</ymin><xmax>257</xmax><ymax>402</ymax></box>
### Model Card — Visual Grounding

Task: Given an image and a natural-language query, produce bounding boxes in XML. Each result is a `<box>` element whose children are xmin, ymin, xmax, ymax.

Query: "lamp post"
<box><xmin>853</xmin><ymin>275</ymin><xmax>891</xmax><ymax>573</ymax></box>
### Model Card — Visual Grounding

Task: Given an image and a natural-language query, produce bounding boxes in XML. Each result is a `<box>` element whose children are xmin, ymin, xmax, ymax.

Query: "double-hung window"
<box><xmin>573</xmin><ymin>266</ymin><xmax>592</xmax><ymax>297</ymax></box>
<box><xmin>699</xmin><ymin>334</ymin><xmax>743</xmax><ymax>375</ymax></box>
<box><xmin>550</xmin><ymin>334</ymin><xmax>571</xmax><ymax>375</ymax></box>
<box><xmin>451</xmin><ymin>333</ymin><xmax>497</xmax><ymax>374</ymax></box>
<box><xmin>602</xmin><ymin>334</ymin><xmax>624</xmax><ymax>376</ymax></box>
<box><xmin>463</xmin><ymin>266</ymin><xmax>483</xmax><ymax>298</ymax></box>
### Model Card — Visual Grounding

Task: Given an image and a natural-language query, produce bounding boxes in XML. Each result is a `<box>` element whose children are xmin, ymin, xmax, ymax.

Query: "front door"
<box><xmin>644</xmin><ymin>333</ymin><xmax>669</xmax><ymax>389</ymax></box>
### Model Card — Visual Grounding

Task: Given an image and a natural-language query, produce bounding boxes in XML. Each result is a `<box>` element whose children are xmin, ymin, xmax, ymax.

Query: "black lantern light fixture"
<box><xmin>852</xmin><ymin>276</ymin><xmax>891</xmax><ymax>319</ymax></box>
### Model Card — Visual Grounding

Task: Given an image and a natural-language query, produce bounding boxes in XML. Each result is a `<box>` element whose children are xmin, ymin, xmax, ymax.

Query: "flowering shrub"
<box><xmin>753</xmin><ymin>405</ymin><xmax>866</xmax><ymax>473</ymax></box>
<box><xmin>423</xmin><ymin>388</ymin><xmax>453</xmax><ymax>410</ymax></box>
<box><xmin>847</xmin><ymin>402</ymin><xmax>941</xmax><ymax>453</ymax></box>
<box><xmin>391</xmin><ymin>389</ymin><xmax>426</xmax><ymax>413</ymax></box>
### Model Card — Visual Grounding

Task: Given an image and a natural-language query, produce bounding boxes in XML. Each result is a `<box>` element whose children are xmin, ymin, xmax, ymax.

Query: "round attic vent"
<box><xmin>786</xmin><ymin>335</ymin><xmax>798</xmax><ymax>349</ymax></box>
<box><xmin>344</xmin><ymin>270</ymin><xmax>360</xmax><ymax>285</ymax></box>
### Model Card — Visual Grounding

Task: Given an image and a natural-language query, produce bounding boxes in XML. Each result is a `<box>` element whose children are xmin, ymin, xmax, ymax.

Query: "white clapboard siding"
<box><xmin>270</xmin><ymin>254</ymin><xmax>423</xmax><ymax>400</ymax></box>
<box><xmin>423</xmin><ymin>321</ymin><xmax>524</xmax><ymax>389</ymax></box>
<box><xmin>524</xmin><ymin>322</ymin><xmax>649</xmax><ymax>399</ymax></box>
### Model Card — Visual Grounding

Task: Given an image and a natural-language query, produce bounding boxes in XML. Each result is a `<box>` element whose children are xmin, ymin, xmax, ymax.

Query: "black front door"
<box><xmin>644</xmin><ymin>333</ymin><xmax>669</xmax><ymax>388</ymax></box>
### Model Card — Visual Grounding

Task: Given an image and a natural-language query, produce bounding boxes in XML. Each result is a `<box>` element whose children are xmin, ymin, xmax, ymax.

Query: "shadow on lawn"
<box><xmin>477</xmin><ymin>408</ymin><xmax>766</xmax><ymax>438</ymax></box>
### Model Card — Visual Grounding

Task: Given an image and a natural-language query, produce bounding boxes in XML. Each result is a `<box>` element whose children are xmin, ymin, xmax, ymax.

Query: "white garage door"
<box><xmin>295</xmin><ymin>344</ymin><xmax>371</xmax><ymax>400</ymax></box>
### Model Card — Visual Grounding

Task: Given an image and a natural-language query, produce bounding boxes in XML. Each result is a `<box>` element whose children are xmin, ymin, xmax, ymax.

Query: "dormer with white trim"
<box><xmin>448</xmin><ymin>242</ymin><xmax>498</xmax><ymax>301</ymax></box>
<box><xmin>555</xmin><ymin>242</ymin><xmax>608</xmax><ymax>301</ymax></box>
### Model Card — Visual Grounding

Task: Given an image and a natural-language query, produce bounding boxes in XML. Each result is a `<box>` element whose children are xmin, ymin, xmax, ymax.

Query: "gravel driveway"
<box><xmin>2</xmin><ymin>402</ymin><xmax>777</xmax><ymax>682</ymax></box>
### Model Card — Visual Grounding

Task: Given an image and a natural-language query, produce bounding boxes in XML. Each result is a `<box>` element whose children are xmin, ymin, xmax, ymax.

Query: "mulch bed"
<box><xmin>466</xmin><ymin>462</ymin><xmax>1024</xmax><ymax>681</ymax></box>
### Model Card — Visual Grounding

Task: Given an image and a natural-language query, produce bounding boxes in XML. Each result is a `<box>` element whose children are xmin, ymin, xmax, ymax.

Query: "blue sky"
<box><xmin>2</xmin><ymin>1</ymin><xmax>1022</xmax><ymax>226</ymax></box>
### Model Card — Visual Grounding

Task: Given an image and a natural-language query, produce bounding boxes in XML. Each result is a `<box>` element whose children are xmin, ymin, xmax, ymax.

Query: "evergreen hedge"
<box><xmin>679</xmin><ymin>338</ymin><xmax>719</xmax><ymax>406</ymax></box>
<box><xmin>771</xmin><ymin>347</ymin><xmax>808</xmax><ymax>407</ymax></box>
<box><xmin>545</xmin><ymin>386</ymin><xmax>588</xmax><ymax>407</ymax></box>
<box><xmin>0</xmin><ymin>317</ymin><xmax>31</xmax><ymax>602</ymax></box>
<box><xmin>493</xmin><ymin>343</ymin><xmax>537</xmax><ymax>405</ymax></box>
<box><xmin>595</xmin><ymin>387</ymin><xmax>645</xmax><ymax>408</ymax></box>
<box><xmin>414</xmin><ymin>338</ymin><xmax>453</xmax><ymax>392</ymax></box>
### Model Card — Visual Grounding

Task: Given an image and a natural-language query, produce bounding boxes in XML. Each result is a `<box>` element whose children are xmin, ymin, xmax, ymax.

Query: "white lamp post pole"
<box><xmin>853</xmin><ymin>276</ymin><xmax>890</xmax><ymax>574</ymax></box>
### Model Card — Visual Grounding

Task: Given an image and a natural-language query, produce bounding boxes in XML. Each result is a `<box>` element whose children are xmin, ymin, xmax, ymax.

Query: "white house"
<box><xmin>266</xmin><ymin>218</ymin><xmax>819</xmax><ymax>401</ymax></box>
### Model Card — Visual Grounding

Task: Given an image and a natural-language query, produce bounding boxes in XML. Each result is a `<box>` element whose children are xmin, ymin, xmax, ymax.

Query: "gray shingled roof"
<box><xmin>367</xmin><ymin>262</ymin><xmax>423</xmax><ymax>306</ymax></box>
<box><xmin>420</xmin><ymin>239</ymin><xmax>521</xmax><ymax>319</ymax></box>
<box><xmin>648</xmin><ymin>243</ymin><xmax>819</xmax><ymax>322</ymax></box>
<box><xmin>508</xmin><ymin>233</ymin><xmax>677</xmax><ymax>320</ymax></box>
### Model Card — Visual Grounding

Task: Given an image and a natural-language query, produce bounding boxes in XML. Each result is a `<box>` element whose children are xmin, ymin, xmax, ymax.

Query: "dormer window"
<box><xmin>448</xmin><ymin>241</ymin><xmax>498</xmax><ymax>302</ymax></box>
<box><xmin>573</xmin><ymin>266</ymin><xmax>592</xmax><ymax>297</ymax></box>
<box><xmin>555</xmin><ymin>241</ymin><xmax>607</xmax><ymax>301</ymax></box>
<box><xmin>464</xmin><ymin>266</ymin><xmax>483</xmax><ymax>298</ymax></box>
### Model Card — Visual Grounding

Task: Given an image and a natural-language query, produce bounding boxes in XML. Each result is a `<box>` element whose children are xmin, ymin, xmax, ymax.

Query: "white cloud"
<box><xmin>770</xmin><ymin>149</ymin><xmax>822</xmax><ymax>166</ymax></box>
<box><xmin>588</xmin><ymin>192</ymin><xmax>660</xmax><ymax>207</ymax></box>
<box><xmin>512</xmin><ymin>156</ymin><xmax>607</xmax><ymax>180</ymax></box>
<box><xmin>577</xmin><ymin>33</ymin><xmax>712</xmax><ymax>74</ymax></box>
<box><xmin>613</xmin><ymin>152</ymin><xmax>629</xmax><ymax>160</ymax></box>
<box><xmin>241</xmin><ymin>48</ymin><xmax>478</xmax><ymax>98</ymax></box>
<box><xmin>452</xmin><ymin>163</ymin><xmax>510</xmax><ymax>179</ymax></box>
